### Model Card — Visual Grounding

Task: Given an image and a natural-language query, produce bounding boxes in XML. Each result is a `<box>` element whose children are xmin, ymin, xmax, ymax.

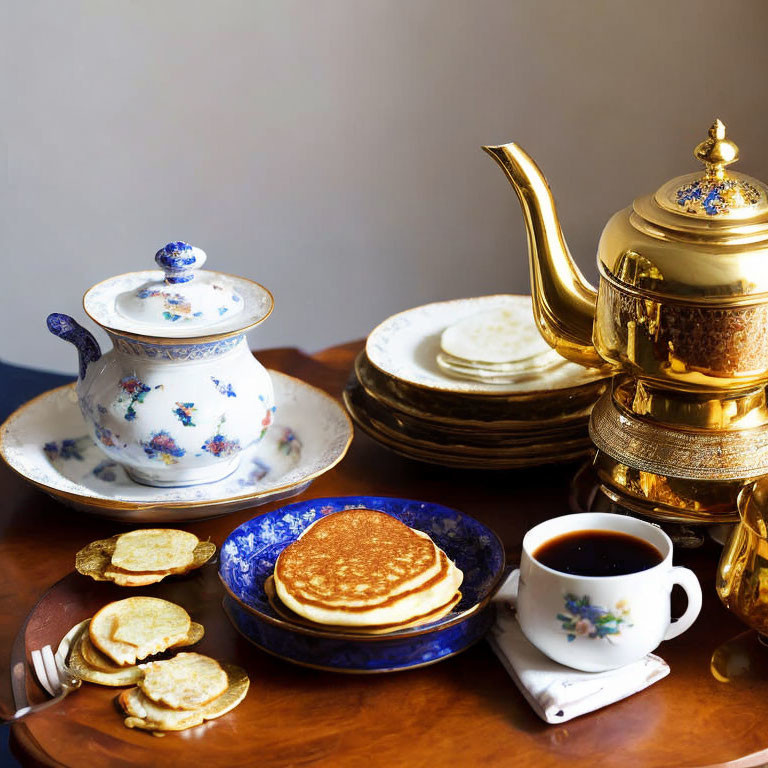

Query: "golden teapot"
<box><xmin>484</xmin><ymin>121</ymin><xmax>768</xmax><ymax>523</ymax></box>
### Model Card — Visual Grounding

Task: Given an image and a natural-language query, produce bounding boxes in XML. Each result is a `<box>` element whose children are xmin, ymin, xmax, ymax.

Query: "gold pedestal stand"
<box><xmin>578</xmin><ymin>377</ymin><xmax>768</xmax><ymax>526</ymax></box>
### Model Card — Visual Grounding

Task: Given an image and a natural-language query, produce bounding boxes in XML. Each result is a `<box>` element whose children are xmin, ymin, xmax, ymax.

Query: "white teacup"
<box><xmin>514</xmin><ymin>513</ymin><xmax>702</xmax><ymax>672</ymax></box>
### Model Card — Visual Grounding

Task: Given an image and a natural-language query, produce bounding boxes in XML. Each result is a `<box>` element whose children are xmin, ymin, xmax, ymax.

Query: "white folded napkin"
<box><xmin>488</xmin><ymin>570</ymin><xmax>670</xmax><ymax>724</ymax></box>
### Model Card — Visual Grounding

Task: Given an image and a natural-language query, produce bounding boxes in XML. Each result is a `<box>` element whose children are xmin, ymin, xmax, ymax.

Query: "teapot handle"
<box><xmin>46</xmin><ymin>313</ymin><xmax>102</xmax><ymax>379</ymax></box>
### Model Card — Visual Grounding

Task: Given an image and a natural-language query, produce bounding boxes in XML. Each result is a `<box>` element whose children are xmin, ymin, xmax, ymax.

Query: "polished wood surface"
<box><xmin>3</xmin><ymin>342</ymin><xmax>768</xmax><ymax>768</ymax></box>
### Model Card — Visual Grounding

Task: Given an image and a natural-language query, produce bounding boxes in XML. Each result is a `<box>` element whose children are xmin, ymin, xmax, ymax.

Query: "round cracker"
<box><xmin>78</xmin><ymin>619</ymin><xmax>203</xmax><ymax>670</ymax></box>
<box><xmin>68</xmin><ymin>634</ymin><xmax>143</xmax><ymax>687</ymax></box>
<box><xmin>75</xmin><ymin>536</ymin><xmax>118</xmax><ymax>581</ymax></box>
<box><xmin>90</xmin><ymin>598</ymin><xmax>191</xmax><ymax>666</ymax></box>
<box><xmin>80</xmin><ymin>632</ymin><xmax>126</xmax><ymax>672</ymax></box>
<box><xmin>173</xmin><ymin>621</ymin><xmax>204</xmax><ymax>647</ymax></box>
<box><xmin>139</xmin><ymin>653</ymin><xmax>228</xmax><ymax>710</ymax></box>
<box><xmin>111</xmin><ymin>529</ymin><xmax>199</xmax><ymax>573</ymax></box>
<box><xmin>76</xmin><ymin>535</ymin><xmax>216</xmax><ymax>586</ymax></box>
<box><xmin>121</xmin><ymin>688</ymin><xmax>204</xmax><ymax>731</ymax></box>
<box><xmin>120</xmin><ymin>663</ymin><xmax>249</xmax><ymax>733</ymax></box>
<box><xmin>103</xmin><ymin>565</ymin><xmax>168</xmax><ymax>587</ymax></box>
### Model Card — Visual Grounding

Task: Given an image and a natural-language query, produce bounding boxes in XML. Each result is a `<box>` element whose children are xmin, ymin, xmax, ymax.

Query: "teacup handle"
<box><xmin>663</xmin><ymin>566</ymin><xmax>702</xmax><ymax>641</ymax></box>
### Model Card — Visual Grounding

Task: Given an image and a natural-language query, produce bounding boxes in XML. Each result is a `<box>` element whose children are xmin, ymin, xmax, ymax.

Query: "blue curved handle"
<box><xmin>46</xmin><ymin>313</ymin><xmax>102</xmax><ymax>379</ymax></box>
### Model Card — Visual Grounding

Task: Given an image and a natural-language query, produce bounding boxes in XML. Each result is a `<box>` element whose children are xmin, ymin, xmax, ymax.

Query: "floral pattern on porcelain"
<box><xmin>57</xmin><ymin>326</ymin><xmax>275</xmax><ymax>486</ymax></box>
<box><xmin>201</xmin><ymin>418</ymin><xmax>241</xmax><ymax>459</ymax></box>
<box><xmin>0</xmin><ymin>373</ymin><xmax>351</xmax><ymax>520</ymax></box>
<box><xmin>278</xmin><ymin>427</ymin><xmax>300</xmax><ymax>456</ymax></box>
<box><xmin>118</xmin><ymin>375</ymin><xmax>151</xmax><ymax>421</ymax></box>
<box><xmin>92</xmin><ymin>460</ymin><xmax>118</xmax><ymax>482</ymax></box>
<box><xmin>211</xmin><ymin>377</ymin><xmax>237</xmax><ymax>397</ymax></box>
<box><xmin>110</xmin><ymin>336</ymin><xmax>243</xmax><ymax>361</ymax></box>
<box><xmin>238</xmin><ymin>458</ymin><xmax>271</xmax><ymax>487</ymax></box>
<box><xmin>260</xmin><ymin>401</ymin><xmax>276</xmax><ymax>439</ymax></box>
<box><xmin>173</xmin><ymin>402</ymin><xmax>196</xmax><ymax>427</ymax></box>
<box><xmin>218</xmin><ymin>496</ymin><xmax>504</xmax><ymax>672</ymax></box>
<box><xmin>141</xmin><ymin>431</ymin><xmax>186</xmax><ymax>464</ymax></box>
<box><xmin>557</xmin><ymin>594</ymin><xmax>631</xmax><ymax>642</ymax></box>
<box><xmin>44</xmin><ymin>437</ymin><xmax>89</xmax><ymax>462</ymax></box>
<box><xmin>136</xmin><ymin>288</ymin><xmax>203</xmax><ymax>322</ymax></box>
<box><xmin>94</xmin><ymin>422</ymin><xmax>118</xmax><ymax>448</ymax></box>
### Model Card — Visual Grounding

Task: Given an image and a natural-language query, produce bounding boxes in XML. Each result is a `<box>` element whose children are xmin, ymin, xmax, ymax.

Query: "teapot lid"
<box><xmin>598</xmin><ymin>120</ymin><xmax>768</xmax><ymax>302</ymax></box>
<box><xmin>630</xmin><ymin>120</ymin><xmax>768</xmax><ymax>239</ymax></box>
<box><xmin>83</xmin><ymin>242</ymin><xmax>273</xmax><ymax>341</ymax></box>
<box><xmin>651</xmin><ymin>120</ymin><xmax>768</xmax><ymax>221</ymax></box>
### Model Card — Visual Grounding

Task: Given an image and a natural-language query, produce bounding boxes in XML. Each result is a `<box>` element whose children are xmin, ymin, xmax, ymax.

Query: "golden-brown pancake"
<box><xmin>275</xmin><ymin>509</ymin><xmax>439</xmax><ymax>605</ymax></box>
<box><xmin>273</xmin><ymin>509</ymin><xmax>463</xmax><ymax>627</ymax></box>
<box><xmin>265</xmin><ymin>575</ymin><xmax>461</xmax><ymax>634</ymax></box>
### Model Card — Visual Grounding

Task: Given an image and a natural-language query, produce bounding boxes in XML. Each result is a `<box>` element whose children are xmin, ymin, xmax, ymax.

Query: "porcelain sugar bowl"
<box><xmin>47</xmin><ymin>242</ymin><xmax>275</xmax><ymax>487</ymax></box>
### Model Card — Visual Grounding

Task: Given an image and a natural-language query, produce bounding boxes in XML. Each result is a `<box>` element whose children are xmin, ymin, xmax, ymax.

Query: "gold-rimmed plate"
<box><xmin>351</xmin><ymin>370</ymin><xmax>590</xmax><ymax>443</ymax></box>
<box><xmin>344</xmin><ymin>390</ymin><xmax>592</xmax><ymax>469</ymax></box>
<box><xmin>355</xmin><ymin>352</ymin><xmax>607</xmax><ymax>428</ymax></box>
<box><xmin>366</xmin><ymin>295</ymin><xmax>609</xmax><ymax>396</ymax></box>
<box><xmin>346</xmin><ymin>381</ymin><xmax>590</xmax><ymax>455</ymax></box>
<box><xmin>0</xmin><ymin>372</ymin><xmax>352</xmax><ymax>522</ymax></box>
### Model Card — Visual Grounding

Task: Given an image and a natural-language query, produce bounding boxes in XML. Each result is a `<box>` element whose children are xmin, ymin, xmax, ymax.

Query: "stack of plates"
<box><xmin>344</xmin><ymin>295</ymin><xmax>611</xmax><ymax>469</ymax></box>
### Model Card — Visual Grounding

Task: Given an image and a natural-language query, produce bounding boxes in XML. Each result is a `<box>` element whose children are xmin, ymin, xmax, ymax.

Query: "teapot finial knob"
<box><xmin>155</xmin><ymin>242</ymin><xmax>207</xmax><ymax>284</ymax></box>
<box><xmin>694</xmin><ymin>119</ymin><xmax>739</xmax><ymax>180</ymax></box>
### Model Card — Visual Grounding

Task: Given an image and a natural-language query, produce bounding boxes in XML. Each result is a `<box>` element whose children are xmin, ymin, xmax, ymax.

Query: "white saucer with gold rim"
<box><xmin>0</xmin><ymin>372</ymin><xmax>352</xmax><ymax>522</ymax></box>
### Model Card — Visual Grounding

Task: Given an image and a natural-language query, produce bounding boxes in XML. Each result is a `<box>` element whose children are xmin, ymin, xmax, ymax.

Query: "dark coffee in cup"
<box><xmin>533</xmin><ymin>529</ymin><xmax>663</xmax><ymax>577</ymax></box>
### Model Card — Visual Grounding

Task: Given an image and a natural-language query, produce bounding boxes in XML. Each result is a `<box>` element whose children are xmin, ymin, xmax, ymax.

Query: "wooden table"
<box><xmin>3</xmin><ymin>342</ymin><xmax>768</xmax><ymax>768</ymax></box>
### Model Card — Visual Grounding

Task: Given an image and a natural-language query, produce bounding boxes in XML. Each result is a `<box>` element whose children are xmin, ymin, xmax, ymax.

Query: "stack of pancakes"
<box><xmin>271</xmin><ymin>509</ymin><xmax>463</xmax><ymax>634</ymax></box>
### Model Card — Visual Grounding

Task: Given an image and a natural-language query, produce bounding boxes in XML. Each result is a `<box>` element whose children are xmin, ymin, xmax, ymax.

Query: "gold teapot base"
<box><xmin>592</xmin><ymin>451</ymin><xmax>741</xmax><ymax>524</ymax></box>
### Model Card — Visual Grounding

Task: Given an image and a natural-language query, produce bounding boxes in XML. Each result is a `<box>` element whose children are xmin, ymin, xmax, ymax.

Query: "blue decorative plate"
<box><xmin>219</xmin><ymin>496</ymin><xmax>505</xmax><ymax>672</ymax></box>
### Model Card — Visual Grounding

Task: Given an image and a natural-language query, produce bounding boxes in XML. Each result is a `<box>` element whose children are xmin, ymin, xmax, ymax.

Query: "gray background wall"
<box><xmin>4</xmin><ymin>0</ymin><xmax>768</xmax><ymax>373</ymax></box>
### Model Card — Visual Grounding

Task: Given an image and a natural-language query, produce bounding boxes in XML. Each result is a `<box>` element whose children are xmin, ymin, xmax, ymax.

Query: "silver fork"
<box><xmin>3</xmin><ymin>620</ymin><xmax>86</xmax><ymax>723</ymax></box>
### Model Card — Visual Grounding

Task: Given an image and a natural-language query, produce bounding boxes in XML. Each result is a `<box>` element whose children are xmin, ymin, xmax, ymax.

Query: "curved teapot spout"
<box><xmin>47</xmin><ymin>313</ymin><xmax>102</xmax><ymax>379</ymax></box>
<box><xmin>482</xmin><ymin>142</ymin><xmax>604</xmax><ymax>369</ymax></box>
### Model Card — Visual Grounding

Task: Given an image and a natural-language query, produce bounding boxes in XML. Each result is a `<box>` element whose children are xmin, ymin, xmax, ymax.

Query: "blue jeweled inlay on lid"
<box><xmin>676</xmin><ymin>177</ymin><xmax>762</xmax><ymax>217</ymax></box>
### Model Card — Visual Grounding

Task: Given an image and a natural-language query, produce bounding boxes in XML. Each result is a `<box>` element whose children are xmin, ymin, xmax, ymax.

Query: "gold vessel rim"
<box><xmin>598</xmin><ymin>262</ymin><xmax>768</xmax><ymax>308</ymax></box>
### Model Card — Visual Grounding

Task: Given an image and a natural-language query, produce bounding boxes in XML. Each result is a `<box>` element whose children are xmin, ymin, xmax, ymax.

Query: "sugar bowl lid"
<box><xmin>83</xmin><ymin>242</ymin><xmax>274</xmax><ymax>341</ymax></box>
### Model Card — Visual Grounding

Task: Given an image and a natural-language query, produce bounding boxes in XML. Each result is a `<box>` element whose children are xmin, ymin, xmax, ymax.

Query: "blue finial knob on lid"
<box><xmin>155</xmin><ymin>242</ymin><xmax>207</xmax><ymax>284</ymax></box>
